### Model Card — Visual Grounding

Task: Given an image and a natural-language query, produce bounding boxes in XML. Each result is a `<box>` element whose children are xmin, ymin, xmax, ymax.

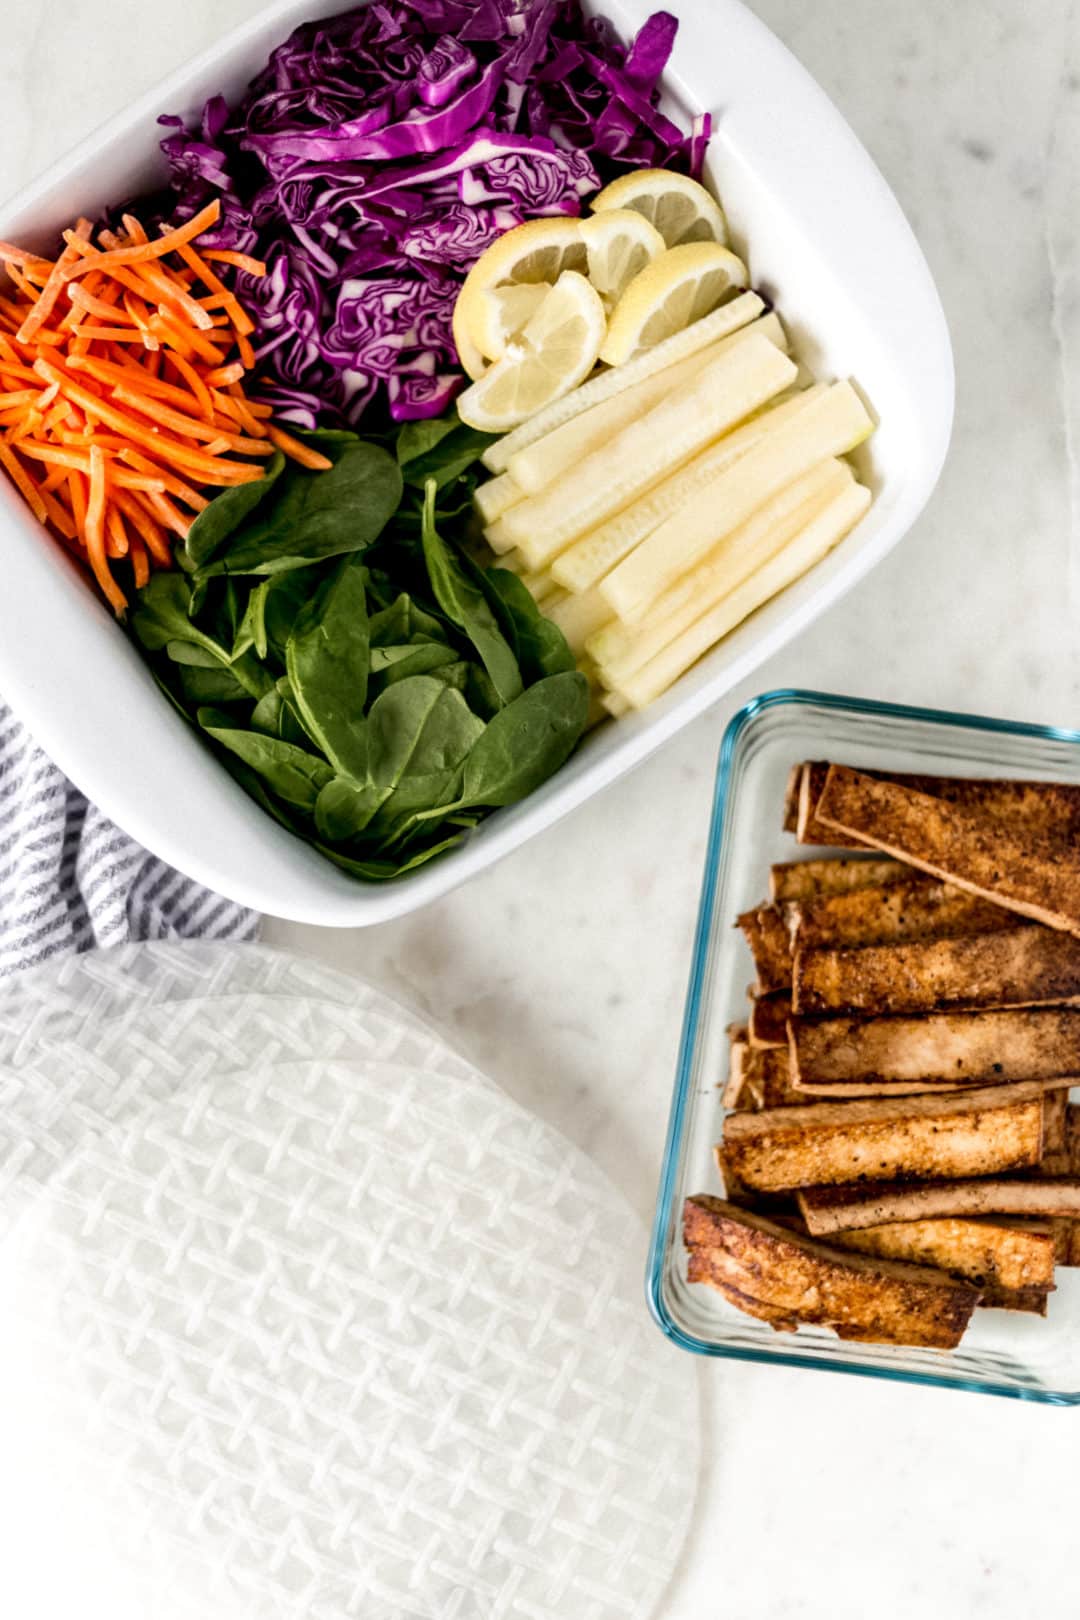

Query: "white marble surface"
<box><xmin>5</xmin><ymin>2</ymin><xmax>1080</xmax><ymax>1616</ymax></box>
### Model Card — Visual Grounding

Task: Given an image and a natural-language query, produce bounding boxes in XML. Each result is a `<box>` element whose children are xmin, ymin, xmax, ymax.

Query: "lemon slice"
<box><xmin>599</xmin><ymin>241</ymin><xmax>749</xmax><ymax>367</ymax></box>
<box><xmin>578</xmin><ymin>209</ymin><xmax>666</xmax><ymax>304</ymax></box>
<box><xmin>453</xmin><ymin>218</ymin><xmax>586</xmax><ymax>377</ymax></box>
<box><xmin>452</xmin><ymin>296</ymin><xmax>490</xmax><ymax>382</ymax></box>
<box><xmin>470</xmin><ymin>283</ymin><xmax>552</xmax><ymax>361</ymax></box>
<box><xmin>590</xmin><ymin>168</ymin><xmax>729</xmax><ymax>248</ymax></box>
<box><xmin>456</xmin><ymin>271</ymin><xmax>606</xmax><ymax>433</ymax></box>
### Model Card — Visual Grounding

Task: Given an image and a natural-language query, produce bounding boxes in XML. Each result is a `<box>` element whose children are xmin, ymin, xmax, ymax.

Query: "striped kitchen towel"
<box><xmin>0</xmin><ymin>699</ymin><xmax>257</xmax><ymax>979</ymax></box>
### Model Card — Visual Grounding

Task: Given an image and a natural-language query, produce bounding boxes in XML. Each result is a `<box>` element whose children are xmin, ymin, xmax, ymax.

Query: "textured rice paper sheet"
<box><xmin>0</xmin><ymin>945</ymin><xmax>699</xmax><ymax>1620</ymax></box>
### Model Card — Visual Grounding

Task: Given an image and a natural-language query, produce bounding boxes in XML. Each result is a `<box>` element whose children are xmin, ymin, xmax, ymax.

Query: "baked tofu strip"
<box><xmin>721</xmin><ymin>1035</ymin><xmax>755</xmax><ymax>1109</ymax></box>
<box><xmin>725</xmin><ymin>1041</ymin><xmax>801</xmax><ymax>1108</ymax></box>
<box><xmin>737</xmin><ymin>905</ymin><xmax>792</xmax><ymax>992</ymax></box>
<box><xmin>714</xmin><ymin>1147</ymin><xmax>797</xmax><ymax>1216</ymax></box>
<box><xmin>830</xmin><ymin>1216</ymin><xmax>1056</xmax><ymax>1292</ymax></box>
<box><xmin>980</xmin><ymin>1285</ymin><xmax>1050</xmax><ymax>1316</ymax></box>
<box><xmin>788</xmin><ymin>761</ymin><xmax>1080</xmax><ymax>849</ymax></box>
<box><xmin>720</xmin><ymin>1082</ymin><xmax>1046</xmax><ymax>1192</ymax></box>
<box><xmin>1041</xmin><ymin>1104</ymin><xmax>1080</xmax><ymax>1259</ymax></box>
<box><xmin>748</xmin><ymin>990</ymin><xmax>792</xmax><ymax>1048</ymax></box>
<box><xmin>788</xmin><ymin>879</ymin><xmax>1021</xmax><ymax>956</ymax></box>
<box><xmin>793</xmin><ymin>926</ymin><xmax>1080</xmax><ymax>1018</ymax></box>
<box><xmin>769</xmin><ymin>855</ymin><xmax>913</xmax><ymax>903</ymax></box>
<box><xmin>683</xmin><ymin>1194</ymin><xmax>980</xmax><ymax>1347</ymax></box>
<box><xmin>798</xmin><ymin>1176</ymin><xmax>1080</xmax><ymax>1235</ymax></box>
<box><xmin>813</xmin><ymin>766</ymin><xmax>1080</xmax><ymax>937</ymax></box>
<box><xmin>790</xmin><ymin>1008</ymin><xmax>1080</xmax><ymax>1089</ymax></box>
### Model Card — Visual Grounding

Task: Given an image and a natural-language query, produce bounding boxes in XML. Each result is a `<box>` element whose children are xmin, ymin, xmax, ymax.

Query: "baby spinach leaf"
<box><xmin>482</xmin><ymin>568</ymin><xmax>577</xmax><ymax>682</ymax></box>
<box><xmin>464</xmin><ymin>664</ymin><xmax>501</xmax><ymax>720</ymax></box>
<box><xmin>314</xmin><ymin>778</ymin><xmax>383</xmax><ymax>843</ymax></box>
<box><xmin>132</xmin><ymin>573</ymin><xmax>232</xmax><ymax>663</ymax></box>
<box><xmin>181</xmin><ymin>451</ymin><xmax>286</xmax><ymax>570</ymax></box>
<box><xmin>178</xmin><ymin>664</ymin><xmax>252</xmax><ymax>707</ymax></box>
<box><xmin>365</xmin><ymin>676</ymin><xmax>485</xmax><ymax>822</ymax></box>
<box><xmin>233</xmin><ymin>581</ymin><xmax>270</xmax><ymax>661</ymax></box>
<box><xmin>368</xmin><ymin>591</ymin><xmax>450</xmax><ymax>649</ymax></box>
<box><xmin>250</xmin><ymin>689</ymin><xmax>284</xmax><ymax>736</ymax></box>
<box><xmin>397</xmin><ymin>409</ymin><xmax>496</xmax><ymax>490</ymax></box>
<box><xmin>198</xmin><ymin>711</ymin><xmax>333</xmax><ymax>810</ymax></box>
<box><xmin>368</xmin><ymin>643</ymin><xmax>459</xmax><ymax>686</ymax></box>
<box><xmin>420</xmin><ymin>480</ymin><xmax>521</xmax><ymax>707</ymax></box>
<box><xmin>458</xmin><ymin>672</ymin><xmax>589</xmax><ymax>807</ymax></box>
<box><xmin>316</xmin><ymin>830</ymin><xmax>466</xmax><ymax>881</ymax></box>
<box><xmin>285</xmin><ymin>554</ymin><xmax>370</xmax><ymax>780</ymax></box>
<box><xmin>264</xmin><ymin>569</ymin><xmax>320</xmax><ymax>664</ymax></box>
<box><xmin>196</xmin><ymin>439</ymin><xmax>403</xmax><ymax>577</ymax></box>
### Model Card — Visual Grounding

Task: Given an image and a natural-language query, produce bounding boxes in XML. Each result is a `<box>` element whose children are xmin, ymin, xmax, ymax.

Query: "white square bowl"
<box><xmin>0</xmin><ymin>0</ymin><xmax>953</xmax><ymax>925</ymax></box>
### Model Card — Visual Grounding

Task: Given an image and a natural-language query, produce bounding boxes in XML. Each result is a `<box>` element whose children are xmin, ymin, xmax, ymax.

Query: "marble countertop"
<box><xmin>6</xmin><ymin>1</ymin><xmax>1080</xmax><ymax>1615</ymax></box>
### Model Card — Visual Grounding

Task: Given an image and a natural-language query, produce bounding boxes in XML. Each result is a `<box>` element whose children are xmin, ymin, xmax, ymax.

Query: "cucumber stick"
<box><xmin>543</xmin><ymin>584</ymin><xmax>613</xmax><ymax>655</ymax></box>
<box><xmin>473</xmin><ymin>470</ymin><xmax>524</xmax><ymax>525</ymax></box>
<box><xmin>589</xmin><ymin>458</ymin><xmax>852</xmax><ymax>680</ymax></box>
<box><xmin>599</xmin><ymin>379</ymin><xmax>873</xmax><ymax>624</ymax></box>
<box><xmin>611</xmin><ymin>480</ymin><xmax>872</xmax><ymax>708</ymax></box>
<box><xmin>508</xmin><ymin>311</ymin><xmax>788</xmax><ymax>496</ymax></box>
<box><xmin>551</xmin><ymin>383</ymin><xmax>825</xmax><ymax>594</ymax></box>
<box><xmin>501</xmin><ymin>334</ymin><xmax>798</xmax><ymax>568</ymax></box>
<box><xmin>480</xmin><ymin>288</ymin><xmax>765</xmax><ymax>474</ymax></box>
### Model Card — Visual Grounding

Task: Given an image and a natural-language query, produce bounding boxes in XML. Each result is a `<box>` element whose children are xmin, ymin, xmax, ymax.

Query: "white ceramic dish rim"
<box><xmin>0</xmin><ymin>0</ymin><xmax>954</xmax><ymax>925</ymax></box>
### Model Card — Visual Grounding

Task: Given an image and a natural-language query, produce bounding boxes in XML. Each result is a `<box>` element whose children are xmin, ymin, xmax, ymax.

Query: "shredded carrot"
<box><xmin>61</xmin><ymin>202</ymin><xmax>222</xmax><ymax>279</ymax></box>
<box><xmin>175</xmin><ymin>242</ymin><xmax>256</xmax><ymax>337</ymax></box>
<box><xmin>0</xmin><ymin>441</ymin><xmax>48</xmax><ymax>521</ymax></box>
<box><xmin>203</xmin><ymin>249</ymin><xmax>268</xmax><ymax>276</ymax></box>
<box><xmin>113</xmin><ymin>489</ymin><xmax>172</xmax><ymax>565</ymax></box>
<box><xmin>105</xmin><ymin>501</ymin><xmax>129</xmax><ymax>559</ymax></box>
<box><xmin>265</xmin><ymin>424</ymin><xmax>333</xmax><ymax>471</ymax></box>
<box><xmin>129</xmin><ymin>533</ymin><xmax>150</xmax><ymax>589</ymax></box>
<box><xmin>84</xmin><ymin>444</ymin><xmax>127</xmax><ymax>613</ymax></box>
<box><xmin>145</xmin><ymin>489</ymin><xmax>193</xmax><ymax>539</ymax></box>
<box><xmin>16</xmin><ymin>219</ymin><xmax>92</xmax><ymax>343</ymax></box>
<box><xmin>66</xmin><ymin>283</ymin><xmax>137</xmax><ymax>324</ymax></box>
<box><xmin>0</xmin><ymin>202</ymin><xmax>323</xmax><ymax>613</ymax></box>
<box><xmin>204</xmin><ymin>361</ymin><xmax>246</xmax><ymax>388</ymax></box>
<box><xmin>161</xmin><ymin>348</ymin><xmax>215</xmax><ymax>422</ymax></box>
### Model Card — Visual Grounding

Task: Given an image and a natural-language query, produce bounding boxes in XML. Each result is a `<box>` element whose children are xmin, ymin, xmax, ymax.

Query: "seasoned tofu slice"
<box><xmin>788</xmin><ymin>878</ymin><xmax>1022</xmax><ymax>954</ymax></box>
<box><xmin>787</xmin><ymin>761</ymin><xmax>1080</xmax><ymax>849</ymax></box>
<box><xmin>792</xmin><ymin>926</ymin><xmax>1080</xmax><ymax>1017</ymax></box>
<box><xmin>720</xmin><ymin>1082</ymin><xmax>1046</xmax><ymax>1193</ymax></box>
<box><xmin>812</xmin><ymin>766</ymin><xmax>1080</xmax><ymax>936</ymax></box>
<box><xmin>798</xmin><ymin>1175</ymin><xmax>1080</xmax><ymax>1235</ymax></box>
<box><xmin>683</xmin><ymin>1194</ymin><xmax>980</xmax><ymax>1348</ymax></box>
<box><xmin>736</xmin><ymin>904</ymin><xmax>792</xmax><ymax>992</ymax></box>
<box><xmin>790</xmin><ymin>1007</ymin><xmax>1080</xmax><ymax>1089</ymax></box>
<box><xmin>830</xmin><ymin>1215</ymin><xmax>1056</xmax><ymax>1292</ymax></box>
<box><xmin>769</xmin><ymin>855</ymin><xmax>913</xmax><ymax>902</ymax></box>
<box><xmin>747</xmin><ymin>990</ymin><xmax>792</xmax><ymax>1047</ymax></box>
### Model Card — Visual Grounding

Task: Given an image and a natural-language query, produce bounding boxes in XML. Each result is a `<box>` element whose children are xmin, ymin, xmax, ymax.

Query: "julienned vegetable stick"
<box><xmin>610</xmin><ymin>480</ymin><xmax>870</xmax><ymax>708</ymax></box>
<box><xmin>474</xmin><ymin>470</ymin><xmax>523</xmax><ymax>525</ymax></box>
<box><xmin>481</xmin><ymin>288</ymin><xmax>766</xmax><ymax>474</ymax></box>
<box><xmin>588</xmin><ymin>458</ymin><xmax>851</xmax><ymax>679</ymax></box>
<box><xmin>543</xmin><ymin>585</ymin><xmax>613</xmax><ymax>655</ymax></box>
<box><xmin>522</xmin><ymin>571</ymin><xmax>561</xmax><ymax>607</ymax></box>
<box><xmin>551</xmin><ymin>384</ymin><xmax>825</xmax><ymax>594</ymax></box>
<box><xmin>485</xmin><ymin>515</ymin><xmax>517</xmax><ymax>555</ymax></box>
<box><xmin>599</xmin><ymin>379</ymin><xmax>873</xmax><ymax>624</ymax></box>
<box><xmin>507</xmin><ymin>311</ymin><xmax>788</xmax><ymax>496</ymax></box>
<box><xmin>603</xmin><ymin>691</ymin><xmax>630</xmax><ymax>719</ymax></box>
<box><xmin>502</xmin><ymin>335</ymin><xmax>798</xmax><ymax>568</ymax></box>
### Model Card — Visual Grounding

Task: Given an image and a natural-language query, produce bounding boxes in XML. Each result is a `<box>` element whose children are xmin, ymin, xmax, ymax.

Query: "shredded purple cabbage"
<box><xmin>153</xmin><ymin>0</ymin><xmax>710</xmax><ymax>425</ymax></box>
